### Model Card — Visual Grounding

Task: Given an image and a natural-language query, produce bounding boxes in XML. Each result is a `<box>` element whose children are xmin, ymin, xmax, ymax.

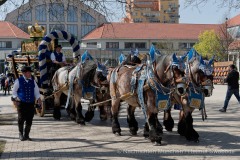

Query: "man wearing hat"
<box><xmin>12</xmin><ymin>66</ymin><xmax>41</xmax><ymax>141</ymax></box>
<box><xmin>50</xmin><ymin>45</ymin><xmax>67</xmax><ymax>67</ymax></box>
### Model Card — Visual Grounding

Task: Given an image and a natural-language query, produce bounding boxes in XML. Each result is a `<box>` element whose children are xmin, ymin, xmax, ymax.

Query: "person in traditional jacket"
<box><xmin>12</xmin><ymin>66</ymin><xmax>41</xmax><ymax>141</ymax></box>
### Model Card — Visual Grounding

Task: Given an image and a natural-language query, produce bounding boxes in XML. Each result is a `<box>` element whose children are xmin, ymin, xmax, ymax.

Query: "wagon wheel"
<box><xmin>36</xmin><ymin>95</ymin><xmax>45</xmax><ymax>117</ymax></box>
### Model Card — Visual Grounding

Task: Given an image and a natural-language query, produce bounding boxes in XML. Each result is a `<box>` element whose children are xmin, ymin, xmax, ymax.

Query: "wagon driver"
<box><xmin>11</xmin><ymin>66</ymin><xmax>41</xmax><ymax>141</ymax></box>
<box><xmin>51</xmin><ymin>44</ymin><xmax>67</xmax><ymax>69</ymax></box>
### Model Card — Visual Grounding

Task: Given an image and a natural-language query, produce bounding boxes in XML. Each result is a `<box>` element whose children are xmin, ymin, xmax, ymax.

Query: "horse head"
<box><xmin>151</xmin><ymin>45</ymin><xmax>187</xmax><ymax>96</ymax></box>
<box><xmin>94</xmin><ymin>61</ymin><xmax>109</xmax><ymax>94</ymax></box>
<box><xmin>79</xmin><ymin>51</ymin><xmax>97</xmax><ymax>86</ymax></box>
<box><xmin>187</xmin><ymin>48</ymin><xmax>214</xmax><ymax>97</ymax></box>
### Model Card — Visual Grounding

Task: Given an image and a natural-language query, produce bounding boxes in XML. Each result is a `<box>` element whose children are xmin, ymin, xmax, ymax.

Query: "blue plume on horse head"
<box><xmin>172</xmin><ymin>53</ymin><xmax>178</xmax><ymax>63</ymax></box>
<box><xmin>119</xmin><ymin>53</ymin><xmax>126</xmax><ymax>65</ymax></box>
<box><xmin>180</xmin><ymin>52</ymin><xmax>188</xmax><ymax>61</ymax></box>
<box><xmin>81</xmin><ymin>50</ymin><xmax>93</xmax><ymax>63</ymax></box>
<box><xmin>149</xmin><ymin>44</ymin><xmax>156</xmax><ymax>63</ymax></box>
<box><xmin>97</xmin><ymin>61</ymin><xmax>108</xmax><ymax>77</ymax></box>
<box><xmin>208</xmin><ymin>55</ymin><xmax>215</xmax><ymax>66</ymax></box>
<box><xmin>199</xmin><ymin>56</ymin><xmax>205</xmax><ymax>65</ymax></box>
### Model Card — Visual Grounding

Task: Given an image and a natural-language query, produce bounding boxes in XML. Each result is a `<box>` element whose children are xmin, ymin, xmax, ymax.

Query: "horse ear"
<box><xmin>199</xmin><ymin>56</ymin><xmax>205</xmax><ymax>65</ymax></box>
<box><xmin>104</xmin><ymin>60</ymin><xmax>109</xmax><ymax>66</ymax></box>
<box><xmin>119</xmin><ymin>53</ymin><xmax>126</xmax><ymax>65</ymax></box>
<box><xmin>208</xmin><ymin>55</ymin><xmax>215</xmax><ymax>66</ymax></box>
<box><xmin>149</xmin><ymin>44</ymin><xmax>156</xmax><ymax>63</ymax></box>
<box><xmin>181</xmin><ymin>52</ymin><xmax>187</xmax><ymax>61</ymax></box>
<box><xmin>172</xmin><ymin>53</ymin><xmax>178</xmax><ymax>62</ymax></box>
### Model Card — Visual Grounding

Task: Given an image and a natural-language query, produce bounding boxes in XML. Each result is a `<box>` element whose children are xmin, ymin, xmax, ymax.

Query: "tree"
<box><xmin>184</xmin><ymin>0</ymin><xmax>240</xmax><ymax>9</ymax></box>
<box><xmin>194</xmin><ymin>30</ymin><xmax>226</xmax><ymax>60</ymax></box>
<box><xmin>0</xmin><ymin>0</ymin><xmax>128</xmax><ymax>21</ymax></box>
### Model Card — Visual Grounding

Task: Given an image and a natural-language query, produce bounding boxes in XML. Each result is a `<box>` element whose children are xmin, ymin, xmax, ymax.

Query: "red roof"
<box><xmin>0</xmin><ymin>21</ymin><xmax>30</xmax><ymax>39</ymax></box>
<box><xmin>227</xmin><ymin>14</ymin><xmax>240</xmax><ymax>27</ymax></box>
<box><xmin>229</xmin><ymin>39</ymin><xmax>240</xmax><ymax>50</ymax></box>
<box><xmin>82</xmin><ymin>23</ymin><xmax>221</xmax><ymax>40</ymax></box>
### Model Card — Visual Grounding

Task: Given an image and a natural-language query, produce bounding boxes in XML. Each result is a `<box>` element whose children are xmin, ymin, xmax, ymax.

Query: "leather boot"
<box><xmin>18</xmin><ymin>124</ymin><xmax>25</xmax><ymax>141</ymax></box>
<box><xmin>24</xmin><ymin>125</ymin><xmax>32</xmax><ymax>141</ymax></box>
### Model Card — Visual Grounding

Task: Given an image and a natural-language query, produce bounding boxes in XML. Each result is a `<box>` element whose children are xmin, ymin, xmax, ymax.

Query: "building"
<box><xmin>124</xmin><ymin>0</ymin><xmax>179</xmax><ymax>23</ymax></box>
<box><xmin>0</xmin><ymin>21</ymin><xmax>30</xmax><ymax>73</ymax></box>
<box><xmin>5</xmin><ymin>0</ymin><xmax>107</xmax><ymax>39</ymax></box>
<box><xmin>81</xmin><ymin>22</ymin><xmax>221</xmax><ymax>53</ymax></box>
<box><xmin>0</xmin><ymin>21</ymin><xmax>30</xmax><ymax>57</ymax></box>
<box><xmin>81</xmin><ymin>22</ymin><xmax>221</xmax><ymax>66</ymax></box>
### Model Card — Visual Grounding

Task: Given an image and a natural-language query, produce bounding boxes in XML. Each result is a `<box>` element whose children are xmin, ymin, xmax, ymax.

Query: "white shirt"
<box><xmin>50</xmin><ymin>52</ymin><xmax>66</xmax><ymax>62</ymax></box>
<box><xmin>12</xmin><ymin>76</ymin><xmax>41</xmax><ymax>100</ymax></box>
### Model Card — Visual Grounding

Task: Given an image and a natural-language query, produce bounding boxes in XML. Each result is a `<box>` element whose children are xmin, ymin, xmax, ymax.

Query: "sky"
<box><xmin>0</xmin><ymin>0</ymin><xmax>239</xmax><ymax>24</ymax></box>
<box><xmin>179</xmin><ymin>0</ymin><xmax>240</xmax><ymax>24</ymax></box>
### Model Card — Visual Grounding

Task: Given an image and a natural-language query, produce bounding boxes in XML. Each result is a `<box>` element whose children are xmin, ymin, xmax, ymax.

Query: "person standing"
<box><xmin>219</xmin><ymin>64</ymin><xmax>240</xmax><ymax>112</ymax></box>
<box><xmin>12</xmin><ymin>66</ymin><xmax>41</xmax><ymax>141</ymax></box>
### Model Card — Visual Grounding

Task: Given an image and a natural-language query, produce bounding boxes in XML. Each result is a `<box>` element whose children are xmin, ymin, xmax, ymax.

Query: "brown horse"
<box><xmin>163</xmin><ymin>49</ymin><xmax>214</xmax><ymax>142</ymax></box>
<box><xmin>108</xmin><ymin>49</ymin><xmax>187</xmax><ymax>145</ymax></box>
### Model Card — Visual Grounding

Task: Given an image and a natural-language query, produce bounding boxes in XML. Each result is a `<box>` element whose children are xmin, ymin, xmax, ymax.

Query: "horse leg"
<box><xmin>99</xmin><ymin>105</ymin><xmax>107</xmax><ymax>121</ymax></box>
<box><xmin>177</xmin><ymin>110</ymin><xmax>186</xmax><ymax>136</ymax></box>
<box><xmin>84</xmin><ymin>101</ymin><xmax>95</xmax><ymax>122</ymax></box>
<box><xmin>127</xmin><ymin>105</ymin><xmax>138</xmax><ymax>135</ymax></box>
<box><xmin>185</xmin><ymin>111</ymin><xmax>199</xmax><ymax>142</ymax></box>
<box><xmin>111</xmin><ymin>99</ymin><xmax>121</xmax><ymax>135</ymax></box>
<box><xmin>178</xmin><ymin>108</ymin><xmax>199</xmax><ymax>142</ymax></box>
<box><xmin>75</xmin><ymin>99</ymin><xmax>85</xmax><ymax>125</ymax></box>
<box><xmin>163</xmin><ymin>109</ymin><xmax>174</xmax><ymax>131</ymax></box>
<box><xmin>148</xmin><ymin>113</ymin><xmax>162</xmax><ymax>145</ymax></box>
<box><xmin>53</xmin><ymin>92</ymin><xmax>62</xmax><ymax>120</ymax></box>
<box><xmin>146</xmin><ymin>91</ymin><xmax>162</xmax><ymax>145</ymax></box>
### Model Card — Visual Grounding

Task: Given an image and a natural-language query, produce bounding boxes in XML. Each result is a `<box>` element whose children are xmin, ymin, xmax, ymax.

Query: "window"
<box><xmin>67</xmin><ymin>6</ymin><xmax>78</xmax><ymax>22</ymax></box>
<box><xmin>17</xmin><ymin>23</ymin><xmax>31</xmax><ymax>33</ymax></box>
<box><xmin>49</xmin><ymin>3</ymin><xmax>64</xmax><ymax>22</ymax></box>
<box><xmin>87</xmin><ymin>42</ymin><xmax>97</xmax><ymax>48</ymax></box>
<box><xmin>106</xmin><ymin>42</ymin><xmax>119</xmax><ymax>49</ymax></box>
<box><xmin>124</xmin><ymin>42</ymin><xmax>146</xmax><ymax>49</ymax></box>
<box><xmin>154</xmin><ymin>42</ymin><xmax>173</xmax><ymax>49</ymax></box>
<box><xmin>81</xmin><ymin>25</ymin><xmax>96</xmax><ymax>37</ymax></box>
<box><xmin>67</xmin><ymin>25</ymin><xmax>78</xmax><ymax>36</ymax></box>
<box><xmin>49</xmin><ymin>24</ymin><xmax>65</xmax><ymax>32</ymax></box>
<box><xmin>0</xmin><ymin>41</ymin><xmax>12</xmax><ymax>48</ymax></box>
<box><xmin>81</xmin><ymin>11</ymin><xmax>96</xmax><ymax>23</ymax></box>
<box><xmin>18</xmin><ymin>10</ymin><xmax>32</xmax><ymax>21</ymax></box>
<box><xmin>179</xmin><ymin>42</ymin><xmax>195</xmax><ymax>49</ymax></box>
<box><xmin>135</xmin><ymin>42</ymin><xmax>146</xmax><ymax>49</ymax></box>
<box><xmin>35</xmin><ymin>5</ymin><xmax>46</xmax><ymax>22</ymax></box>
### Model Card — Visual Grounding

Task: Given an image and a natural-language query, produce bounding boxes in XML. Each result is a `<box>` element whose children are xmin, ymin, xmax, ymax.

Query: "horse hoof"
<box><xmin>129</xmin><ymin>130</ymin><xmax>137</xmax><ymax>136</ymax></box>
<box><xmin>100</xmin><ymin>115</ymin><xmax>107</xmax><ymax>121</ymax></box>
<box><xmin>113</xmin><ymin>132</ymin><xmax>121</xmax><ymax>136</ymax></box>
<box><xmin>153</xmin><ymin>141</ymin><xmax>161</xmax><ymax>146</ymax></box>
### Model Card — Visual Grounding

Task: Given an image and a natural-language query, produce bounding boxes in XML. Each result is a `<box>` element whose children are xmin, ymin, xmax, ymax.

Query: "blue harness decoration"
<box><xmin>81</xmin><ymin>80</ymin><xmax>96</xmax><ymax>100</ymax></box>
<box><xmin>188</xmin><ymin>85</ymin><xmax>204</xmax><ymax>110</ymax></box>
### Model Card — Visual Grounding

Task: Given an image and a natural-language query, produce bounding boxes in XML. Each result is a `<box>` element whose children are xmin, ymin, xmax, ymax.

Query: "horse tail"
<box><xmin>52</xmin><ymin>70</ymin><xmax>59</xmax><ymax>91</ymax></box>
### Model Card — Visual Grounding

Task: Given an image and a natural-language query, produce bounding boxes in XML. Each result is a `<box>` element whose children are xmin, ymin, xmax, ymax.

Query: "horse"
<box><xmin>52</xmin><ymin>51</ymin><xmax>110</xmax><ymax>124</ymax></box>
<box><xmin>108</xmin><ymin>46</ymin><xmax>187</xmax><ymax>145</ymax></box>
<box><xmin>163</xmin><ymin>48</ymin><xmax>214</xmax><ymax>142</ymax></box>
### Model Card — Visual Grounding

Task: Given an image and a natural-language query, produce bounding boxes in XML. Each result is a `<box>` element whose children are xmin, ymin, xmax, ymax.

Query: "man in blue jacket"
<box><xmin>219</xmin><ymin>64</ymin><xmax>240</xmax><ymax>112</ymax></box>
<box><xmin>12</xmin><ymin>66</ymin><xmax>41</xmax><ymax>141</ymax></box>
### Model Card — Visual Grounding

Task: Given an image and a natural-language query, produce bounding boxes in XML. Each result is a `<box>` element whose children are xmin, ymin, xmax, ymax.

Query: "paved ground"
<box><xmin>0</xmin><ymin>85</ymin><xmax>240</xmax><ymax>160</ymax></box>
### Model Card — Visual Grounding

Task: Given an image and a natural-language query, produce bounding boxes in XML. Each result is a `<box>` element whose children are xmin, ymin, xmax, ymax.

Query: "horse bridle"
<box><xmin>187</xmin><ymin>59</ymin><xmax>213</xmax><ymax>97</ymax></box>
